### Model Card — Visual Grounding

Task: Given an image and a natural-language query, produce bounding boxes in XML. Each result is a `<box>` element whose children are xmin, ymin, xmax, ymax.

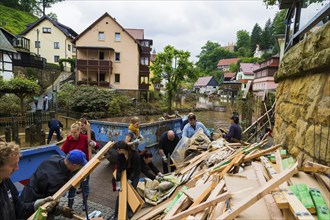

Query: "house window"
<box><xmin>115</xmin><ymin>73</ymin><xmax>120</xmax><ymax>83</ymax></box>
<box><xmin>115</xmin><ymin>52</ymin><xmax>120</xmax><ymax>61</ymax></box>
<box><xmin>115</xmin><ymin>33</ymin><xmax>121</xmax><ymax>41</ymax></box>
<box><xmin>68</xmin><ymin>44</ymin><xmax>71</xmax><ymax>51</ymax></box>
<box><xmin>100</xmin><ymin>72</ymin><xmax>106</xmax><ymax>81</ymax></box>
<box><xmin>42</xmin><ymin>27</ymin><xmax>51</xmax><ymax>33</ymax></box>
<box><xmin>72</xmin><ymin>46</ymin><xmax>76</xmax><ymax>52</ymax></box>
<box><xmin>140</xmin><ymin>76</ymin><xmax>148</xmax><ymax>84</ymax></box>
<box><xmin>98</xmin><ymin>32</ymin><xmax>105</xmax><ymax>41</ymax></box>
<box><xmin>99</xmin><ymin>52</ymin><xmax>104</xmax><ymax>60</ymax></box>
<box><xmin>14</xmin><ymin>53</ymin><xmax>21</xmax><ymax>60</ymax></box>
<box><xmin>54</xmin><ymin>42</ymin><xmax>60</xmax><ymax>49</ymax></box>
<box><xmin>140</xmin><ymin>57</ymin><xmax>149</xmax><ymax>65</ymax></box>
<box><xmin>35</xmin><ymin>41</ymin><xmax>40</xmax><ymax>48</ymax></box>
<box><xmin>141</xmin><ymin>41</ymin><xmax>149</xmax><ymax>47</ymax></box>
<box><xmin>54</xmin><ymin>55</ymin><xmax>60</xmax><ymax>62</ymax></box>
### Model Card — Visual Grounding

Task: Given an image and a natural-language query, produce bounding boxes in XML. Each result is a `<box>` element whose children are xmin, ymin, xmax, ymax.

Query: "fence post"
<box><xmin>5</xmin><ymin>126</ymin><xmax>11</xmax><ymax>142</ymax></box>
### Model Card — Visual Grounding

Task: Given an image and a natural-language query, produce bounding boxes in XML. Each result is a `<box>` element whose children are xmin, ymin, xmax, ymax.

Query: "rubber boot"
<box><xmin>82</xmin><ymin>195</ymin><xmax>88</xmax><ymax>211</ymax></box>
<box><xmin>68</xmin><ymin>198</ymin><xmax>74</xmax><ymax>209</ymax></box>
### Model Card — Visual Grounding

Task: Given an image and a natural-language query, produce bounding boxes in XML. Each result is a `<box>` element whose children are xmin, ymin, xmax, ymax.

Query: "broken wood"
<box><xmin>118</xmin><ymin>170</ymin><xmax>128</xmax><ymax>220</ymax></box>
<box><xmin>127</xmin><ymin>182</ymin><xmax>145</xmax><ymax>213</ymax></box>
<box><xmin>282</xmin><ymin>190</ymin><xmax>314</xmax><ymax>220</ymax></box>
<box><xmin>243</xmin><ymin>144</ymin><xmax>282</xmax><ymax>162</ymax></box>
<box><xmin>167</xmin><ymin>192</ymin><xmax>231</xmax><ymax>220</ymax></box>
<box><xmin>300</xmin><ymin>161</ymin><xmax>330</xmax><ymax>176</ymax></box>
<box><xmin>217</xmin><ymin>163</ymin><xmax>298</xmax><ymax>220</ymax></box>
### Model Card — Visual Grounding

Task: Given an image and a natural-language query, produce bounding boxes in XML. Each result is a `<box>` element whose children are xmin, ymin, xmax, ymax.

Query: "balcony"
<box><xmin>139</xmin><ymin>83</ymin><xmax>149</xmax><ymax>90</ymax></box>
<box><xmin>77</xmin><ymin>59</ymin><xmax>112</xmax><ymax>69</ymax></box>
<box><xmin>76</xmin><ymin>80</ymin><xmax>112</xmax><ymax>88</ymax></box>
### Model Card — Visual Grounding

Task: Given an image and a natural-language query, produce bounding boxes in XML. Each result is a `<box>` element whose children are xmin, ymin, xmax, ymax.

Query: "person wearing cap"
<box><xmin>61</xmin><ymin>122</ymin><xmax>93</xmax><ymax>210</ymax></box>
<box><xmin>0</xmin><ymin>141</ymin><xmax>57</xmax><ymax>220</ymax></box>
<box><xmin>20</xmin><ymin>149</ymin><xmax>88</xmax><ymax>218</ymax></box>
<box><xmin>223</xmin><ymin>115</ymin><xmax>242</xmax><ymax>143</ymax></box>
<box><xmin>158</xmin><ymin>130</ymin><xmax>180</xmax><ymax>173</ymax></box>
<box><xmin>182</xmin><ymin>113</ymin><xmax>211</xmax><ymax>138</ymax></box>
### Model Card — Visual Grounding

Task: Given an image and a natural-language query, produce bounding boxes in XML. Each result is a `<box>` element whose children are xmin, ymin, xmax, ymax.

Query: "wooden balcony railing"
<box><xmin>77</xmin><ymin>59</ymin><xmax>112</xmax><ymax>69</ymax></box>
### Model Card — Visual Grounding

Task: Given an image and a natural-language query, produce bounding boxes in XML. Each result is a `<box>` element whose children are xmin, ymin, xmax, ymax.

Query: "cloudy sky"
<box><xmin>49</xmin><ymin>0</ymin><xmax>280</xmax><ymax>61</ymax></box>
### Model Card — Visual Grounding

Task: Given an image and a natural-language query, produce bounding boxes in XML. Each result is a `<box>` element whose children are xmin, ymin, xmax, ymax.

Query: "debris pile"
<box><xmin>129</xmin><ymin>134</ymin><xmax>330</xmax><ymax>220</ymax></box>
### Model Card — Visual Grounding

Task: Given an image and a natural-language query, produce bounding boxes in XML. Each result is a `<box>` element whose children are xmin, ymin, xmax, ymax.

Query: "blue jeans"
<box><xmin>47</xmin><ymin>126</ymin><xmax>62</xmax><ymax>143</ymax></box>
<box><xmin>68</xmin><ymin>175</ymin><xmax>90</xmax><ymax>206</ymax></box>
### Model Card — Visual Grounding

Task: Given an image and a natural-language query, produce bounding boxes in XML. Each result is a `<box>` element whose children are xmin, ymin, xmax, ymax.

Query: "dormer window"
<box><xmin>43</xmin><ymin>27</ymin><xmax>51</xmax><ymax>33</ymax></box>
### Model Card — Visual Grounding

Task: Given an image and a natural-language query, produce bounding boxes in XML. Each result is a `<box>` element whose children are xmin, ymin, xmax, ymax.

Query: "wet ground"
<box><xmin>55</xmin><ymin>159</ymin><xmax>117</xmax><ymax>219</ymax></box>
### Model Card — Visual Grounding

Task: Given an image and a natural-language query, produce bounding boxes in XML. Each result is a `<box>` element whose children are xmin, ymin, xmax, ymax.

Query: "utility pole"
<box><xmin>36</xmin><ymin>29</ymin><xmax>40</xmax><ymax>56</ymax></box>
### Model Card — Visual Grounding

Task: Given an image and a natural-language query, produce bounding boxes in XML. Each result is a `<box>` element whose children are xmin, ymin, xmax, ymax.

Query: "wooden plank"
<box><xmin>314</xmin><ymin>173</ymin><xmax>330</xmax><ymax>191</ymax></box>
<box><xmin>131</xmin><ymin>206</ymin><xmax>153</xmax><ymax>220</ymax></box>
<box><xmin>282</xmin><ymin>191</ymin><xmax>314</xmax><ymax>220</ymax></box>
<box><xmin>252</xmin><ymin>162</ymin><xmax>284</xmax><ymax>220</ymax></box>
<box><xmin>182</xmin><ymin>181</ymin><xmax>212</xmax><ymax>202</ymax></box>
<box><xmin>167</xmin><ymin>192</ymin><xmax>231</xmax><ymax>220</ymax></box>
<box><xmin>217</xmin><ymin>163</ymin><xmax>298</xmax><ymax>220</ymax></box>
<box><xmin>127</xmin><ymin>182</ymin><xmax>145</xmax><ymax>213</ymax></box>
<box><xmin>188</xmin><ymin>180</ymin><xmax>226</xmax><ymax>219</ymax></box>
<box><xmin>163</xmin><ymin>193</ymin><xmax>187</xmax><ymax>218</ymax></box>
<box><xmin>272</xmin><ymin>191</ymin><xmax>289</xmax><ymax>209</ymax></box>
<box><xmin>243</xmin><ymin>144</ymin><xmax>282</xmax><ymax>162</ymax></box>
<box><xmin>28</xmin><ymin>141</ymin><xmax>114</xmax><ymax>220</ymax></box>
<box><xmin>136</xmin><ymin>200</ymin><xmax>170</xmax><ymax>220</ymax></box>
<box><xmin>301</xmin><ymin>161</ymin><xmax>330</xmax><ymax>175</ymax></box>
<box><xmin>118</xmin><ymin>170</ymin><xmax>128</xmax><ymax>220</ymax></box>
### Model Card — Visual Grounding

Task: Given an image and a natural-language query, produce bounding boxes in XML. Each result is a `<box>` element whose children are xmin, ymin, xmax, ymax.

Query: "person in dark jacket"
<box><xmin>140</xmin><ymin>150</ymin><xmax>162</xmax><ymax>180</ymax></box>
<box><xmin>223</xmin><ymin>115</ymin><xmax>242</xmax><ymax>143</ymax></box>
<box><xmin>158</xmin><ymin>130</ymin><xmax>180</xmax><ymax>173</ymax></box>
<box><xmin>0</xmin><ymin>141</ymin><xmax>57</xmax><ymax>220</ymax></box>
<box><xmin>113</xmin><ymin>141</ymin><xmax>141</xmax><ymax>220</ymax></box>
<box><xmin>47</xmin><ymin>116</ymin><xmax>63</xmax><ymax>144</ymax></box>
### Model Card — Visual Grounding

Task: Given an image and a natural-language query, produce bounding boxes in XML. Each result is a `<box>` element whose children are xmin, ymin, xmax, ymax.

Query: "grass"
<box><xmin>0</xmin><ymin>4</ymin><xmax>38</xmax><ymax>34</ymax></box>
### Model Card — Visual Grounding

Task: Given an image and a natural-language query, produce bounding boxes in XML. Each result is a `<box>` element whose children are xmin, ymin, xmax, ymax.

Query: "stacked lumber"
<box><xmin>132</xmin><ymin>139</ymin><xmax>330</xmax><ymax>220</ymax></box>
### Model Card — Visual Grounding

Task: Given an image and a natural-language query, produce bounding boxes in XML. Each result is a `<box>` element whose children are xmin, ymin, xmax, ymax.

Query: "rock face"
<box><xmin>274</xmin><ymin>22</ymin><xmax>330</xmax><ymax>166</ymax></box>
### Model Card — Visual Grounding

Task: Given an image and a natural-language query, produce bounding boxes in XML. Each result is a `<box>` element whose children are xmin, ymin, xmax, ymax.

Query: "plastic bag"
<box><xmin>170</xmin><ymin>136</ymin><xmax>190</xmax><ymax>164</ymax></box>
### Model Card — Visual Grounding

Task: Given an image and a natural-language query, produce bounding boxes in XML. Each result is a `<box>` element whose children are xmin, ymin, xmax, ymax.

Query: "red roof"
<box><xmin>126</xmin><ymin>29</ymin><xmax>144</xmax><ymax>40</ymax></box>
<box><xmin>240</xmin><ymin>63</ymin><xmax>260</xmax><ymax>75</ymax></box>
<box><xmin>224</xmin><ymin>72</ymin><xmax>236</xmax><ymax>78</ymax></box>
<box><xmin>217</xmin><ymin>58</ymin><xmax>239</xmax><ymax>66</ymax></box>
<box><xmin>194</xmin><ymin>76</ymin><xmax>214</xmax><ymax>87</ymax></box>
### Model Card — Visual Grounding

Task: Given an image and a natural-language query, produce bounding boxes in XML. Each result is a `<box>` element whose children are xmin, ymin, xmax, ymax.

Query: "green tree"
<box><xmin>273</xmin><ymin>10</ymin><xmax>287</xmax><ymax>35</ymax></box>
<box><xmin>196</xmin><ymin>41</ymin><xmax>236</xmax><ymax>74</ymax></box>
<box><xmin>150</xmin><ymin>45</ymin><xmax>194</xmax><ymax>113</ymax></box>
<box><xmin>47</xmin><ymin>12</ymin><xmax>58</xmax><ymax>21</ymax></box>
<box><xmin>236</xmin><ymin>30</ymin><xmax>252</xmax><ymax>57</ymax></box>
<box><xmin>250</xmin><ymin>23</ymin><xmax>263</xmax><ymax>53</ymax></box>
<box><xmin>57</xmin><ymin>83</ymin><xmax>76</xmax><ymax>110</ymax></box>
<box><xmin>260</xmin><ymin>19</ymin><xmax>274</xmax><ymax>50</ymax></box>
<box><xmin>209</xmin><ymin>69</ymin><xmax>224</xmax><ymax>84</ymax></box>
<box><xmin>0</xmin><ymin>77</ymin><xmax>40</xmax><ymax>113</ymax></box>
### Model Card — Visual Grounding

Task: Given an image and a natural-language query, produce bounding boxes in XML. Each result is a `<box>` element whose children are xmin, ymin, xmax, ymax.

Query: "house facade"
<box><xmin>0</xmin><ymin>29</ymin><xmax>17</xmax><ymax>80</ymax></box>
<box><xmin>193</xmin><ymin>76</ymin><xmax>219</xmax><ymax>94</ymax></box>
<box><xmin>74</xmin><ymin>13</ymin><xmax>153</xmax><ymax>99</ymax></box>
<box><xmin>217</xmin><ymin>58</ymin><xmax>239</xmax><ymax>71</ymax></box>
<box><xmin>21</xmin><ymin>15</ymin><xmax>77</xmax><ymax>65</ymax></box>
<box><xmin>253</xmin><ymin>56</ymin><xmax>279</xmax><ymax>97</ymax></box>
<box><xmin>236</xmin><ymin>63</ymin><xmax>259</xmax><ymax>91</ymax></box>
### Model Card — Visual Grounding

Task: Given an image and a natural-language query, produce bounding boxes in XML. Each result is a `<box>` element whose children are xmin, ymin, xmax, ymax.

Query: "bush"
<box><xmin>0</xmin><ymin>94</ymin><xmax>20</xmax><ymax>113</ymax></box>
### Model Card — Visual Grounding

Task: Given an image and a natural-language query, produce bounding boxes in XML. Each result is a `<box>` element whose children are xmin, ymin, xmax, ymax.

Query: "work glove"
<box><xmin>162</xmin><ymin>155</ymin><xmax>167</xmax><ymax>163</ymax></box>
<box><xmin>116</xmin><ymin>181</ymin><xmax>121</xmax><ymax>191</ymax></box>
<box><xmin>128</xmin><ymin>179</ymin><xmax>132</xmax><ymax>184</ymax></box>
<box><xmin>88</xmin><ymin>140</ymin><xmax>96</xmax><ymax>148</ymax></box>
<box><xmin>139</xmin><ymin>134</ymin><xmax>144</xmax><ymax>140</ymax></box>
<box><xmin>155</xmin><ymin>173</ymin><xmax>163</xmax><ymax>181</ymax></box>
<box><xmin>133</xmin><ymin>139</ymin><xmax>140</xmax><ymax>146</ymax></box>
<box><xmin>34</xmin><ymin>196</ymin><xmax>57</xmax><ymax>212</ymax></box>
<box><xmin>53</xmin><ymin>205</ymin><xmax>74</xmax><ymax>218</ymax></box>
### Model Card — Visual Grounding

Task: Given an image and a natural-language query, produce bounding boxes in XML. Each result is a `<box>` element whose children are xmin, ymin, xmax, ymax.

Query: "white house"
<box><xmin>0</xmin><ymin>29</ymin><xmax>17</xmax><ymax>80</ymax></box>
<box><xmin>193</xmin><ymin>76</ymin><xmax>219</xmax><ymax>94</ymax></box>
<box><xmin>236</xmin><ymin>63</ymin><xmax>259</xmax><ymax>91</ymax></box>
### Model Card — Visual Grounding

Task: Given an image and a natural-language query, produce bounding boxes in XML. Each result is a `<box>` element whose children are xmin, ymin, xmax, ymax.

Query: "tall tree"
<box><xmin>250</xmin><ymin>23</ymin><xmax>263</xmax><ymax>53</ymax></box>
<box><xmin>236</xmin><ymin>30</ymin><xmax>251</xmax><ymax>57</ymax></box>
<box><xmin>273</xmin><ymin>10</ymin><xmax>287</xmax><ymax>35</ymax></box>
<box><xmin>150</xmin><ymin>45</ymin><xmax>194</xmax><ymax>113</ymax></box>
<box><xmin>260</xmin><ymin>19</ymin><xmax>274</xmax><ymax>50</ymax></box>
<box><xmin>196</xmin><ymin>41</ymin><xmax>236</xmax><ymax>74</ymax></box>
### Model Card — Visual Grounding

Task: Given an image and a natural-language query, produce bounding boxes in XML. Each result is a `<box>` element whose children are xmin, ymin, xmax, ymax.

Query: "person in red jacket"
<box><xmin>61</xmin><ymin>122</ymin><xmax>94</xmax><ymax>210</ymax></box>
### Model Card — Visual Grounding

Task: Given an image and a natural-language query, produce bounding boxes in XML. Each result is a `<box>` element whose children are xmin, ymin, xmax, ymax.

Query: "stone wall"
<box><xmin>274</xmin><ymin>22</ymin><xmax>330</xmax><ymax>166</ymax></box>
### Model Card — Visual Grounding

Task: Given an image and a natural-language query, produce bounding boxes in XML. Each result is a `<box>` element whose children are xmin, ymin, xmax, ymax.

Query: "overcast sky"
<box><xmin>49</xmin><ymin>0</ymin><xmax>280</xmax><ymax>61</ymax></box>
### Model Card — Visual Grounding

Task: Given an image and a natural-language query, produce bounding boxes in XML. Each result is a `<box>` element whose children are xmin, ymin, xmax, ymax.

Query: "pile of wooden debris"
<box><xmin>124</xmin><ymin>138</ymin><xmax>330</xmax><ymax>220</ymax></box>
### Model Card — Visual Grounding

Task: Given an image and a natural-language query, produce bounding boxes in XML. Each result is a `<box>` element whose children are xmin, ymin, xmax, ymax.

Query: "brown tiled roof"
<box><xmin>240</xmin><ymin>63</ymin><xmax>260</xmax><ymax>75</ymax></box>
<box><xmin>194</xmin><ymin>76</ymin><xmax>213</xmax><ymax>87</ymax></box>
<box><xmin>217</xmin><ymin>58</ymin><xmax>239</xmax><ymax>66</ymax></box>
<box><xmin>224</xmin><ymin>72</ymin><xmax>235</xmax><ymax>78</ymax></box>
<box><xmin>126</xmin><ymin>29</ymin><xmax>144</xmax><ymax>40</ymax></box>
